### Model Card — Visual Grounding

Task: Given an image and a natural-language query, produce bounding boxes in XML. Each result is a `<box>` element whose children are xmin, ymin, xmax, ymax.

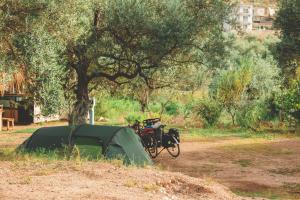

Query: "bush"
<box><xmin>124</xmin><ymin>113</ymin><xmax>142</xmax><ymax>124</ymax></box>
<box><xmin>94</xmin><ymin>100</ymin><xmax>107</xmax><ymax>118</ymax></box>
<box><xmin>148</xmin><ymin>102</ymin><xmax>161</xmax><ymax>113</ymax></box>
<box><xmin>195</xmin><ymin>98</ymin><xmax>222</xmax><ymax>127</ymax></box>
<box><xmin>183</xmin><ymin>101</ymin><xmax>196</xmax><ymax>118</ymax></box>
<box><xmin>236</xmin><ymin>102</ymin><xmax>267</xmax><ymax>130</ymax></box>
<box><xmin>94</xmin><ymin>95</ymin><xmax>141</xmax><ymax>120</ymax></box>
<box><xmin>165</xmin><ymin>102</ymin><xmax>180</xmax><ymax>116</ymax></box>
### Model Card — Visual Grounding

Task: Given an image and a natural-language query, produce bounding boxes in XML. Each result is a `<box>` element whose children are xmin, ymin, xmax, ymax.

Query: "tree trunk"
<box><xmin>229</xmin><ymin>109</ymin><xmax>235</xmax><ymax>126</ymax></box>
<box><xmin>141</xmin><ymin>102</ymin><xmax>147</xmax><ymax>113</ymax></box>
<box><xmin>70</xmin><ymin>68</ymin><xmax>90</xmax><ymax>125</ymax></box>
<box><xmin>138</xmin><ymin>88</ymin><xmax>149</xmax><ymax>113</ymax></box>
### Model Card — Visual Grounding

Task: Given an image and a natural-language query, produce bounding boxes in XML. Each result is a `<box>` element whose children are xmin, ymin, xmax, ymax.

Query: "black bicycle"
<box><xmin>130</xmin><ymin>118</ymin><xmax>180</xmax><ymax>158</ymax></box>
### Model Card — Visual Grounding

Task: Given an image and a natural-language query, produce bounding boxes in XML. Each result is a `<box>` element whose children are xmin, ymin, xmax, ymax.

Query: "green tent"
<box><xmin>21</xmin><ymin>124</ymin><xmax>152</xmax><ymax>166</ymax></box>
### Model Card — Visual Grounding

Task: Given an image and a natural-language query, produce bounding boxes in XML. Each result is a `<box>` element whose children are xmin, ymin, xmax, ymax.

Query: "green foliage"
<box><xmin>210</xmin><ymin>36</ymin><xmax>281</xmax><ymax>125</ymax></box>
<box><xmin>210</xmin><ymin>65</ymin><xmax>252</xmax><ymax>124</ymax></box>
<box><xmin>183</xmin><ymin>101</ymin><xmax>196</xmax><ymax>119</ymax></box>
<box><xmin>195</xmin><ymin>98</ymin><xmax>222</xmax><ymax>127</ymax></box>
<box><xmin>1</xmin><ymin>0</ymin><xmax>232</xmax><ymax>124</ymax></box>
<box><xmin>94</xmin><ymin>94</ymin><xmax>140</xmax><ymax>120</ymax></box>
<box><xmin>148</xmin><ymin>102</ymin><xmax>161</xmax><ymax>114</ymax></box>
<box><xmin>165</xmin><ymin>102</ymin><xmax>180</xmax><ymax>116</ymax></box>
<box><xmin>274</xmin><ymin>0</ymin><xmax>300</xmax><ymax>81</ymax></box>
<box><xmin>14</xmin><ymin>29</ymin><xmax>66</xmax><ymax>116</ymax></box>
<box><xmin>236</xmin><ymin>101</ymin><xmax>268</xmax><ymax>130</ymax></box>
<box><xmin>124</xmin><ymin>113</ymin><xmax>142</xmax><ymax>125</ymax></box>
<box><xmin>275</xmin><ymin>79</ymin><xmax>300</xmax><ymax>120</ymax></box>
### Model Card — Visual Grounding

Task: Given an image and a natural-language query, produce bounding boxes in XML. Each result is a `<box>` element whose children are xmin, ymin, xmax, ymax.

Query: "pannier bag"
<box><xmin>168</xmin><ymin>128</ymin><xmax>180</xmax><ymax>143</ymax></box>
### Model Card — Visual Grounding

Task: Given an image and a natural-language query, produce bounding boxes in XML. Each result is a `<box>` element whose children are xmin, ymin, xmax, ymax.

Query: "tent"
<box><xmin>21</xmin><ymin>124</ymin><xmax>152</xmax><ymax>166</ymax></box>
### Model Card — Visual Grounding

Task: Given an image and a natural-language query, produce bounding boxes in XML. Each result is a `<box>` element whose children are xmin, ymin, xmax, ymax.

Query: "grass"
<box><xmin>142</xmin><ymin>183</ymin><xmax>159</xmax><ymax>192</ymax></box>
<box><xmin>219</xmin><ymin>142</ymin><xmax>295</xmax><ymax>157</ymax></box>
<box><xmin>234</xmin><ymin>159</ymin><xmax>253</xmax><ymax>167</ymax></box>
<box><xmin>0</xmin><ymin>146</ymin><xmax>106</xmax><ymax>163</ymax></box>
<box><xmin>269</xmin><ymin>167</ymin><xmax>300</xmax><ymax>176</ymax></box>
<box><xmin>179</xmin><ymin>127</ymin><xmax>299</xmax><ymax>142</ymax></box>
<box><xmin>12</xmin><ymin>128</ymin><xmax>39</xmax><ymax>134</ymax></box>
<box><xmin>233</xmin><ymin>183</ymin><xmax>300</xmax><ymax>200</ymax></box>
<box><xmin>124</xmin><ymin>179</ymin><xmax>138</xmax><ymax>188</ymax></box>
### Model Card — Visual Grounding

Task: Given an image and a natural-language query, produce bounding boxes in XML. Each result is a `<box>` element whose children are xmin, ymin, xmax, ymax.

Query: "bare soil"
<box><xmin>155</xmin><ymin>138</ymin><xmax>300</xmax><ymax>199</ymax></box>
<box><xmin>0</xmin><ymin>160</ymin><xmax>245</xmax><ymax>200</ymax></box>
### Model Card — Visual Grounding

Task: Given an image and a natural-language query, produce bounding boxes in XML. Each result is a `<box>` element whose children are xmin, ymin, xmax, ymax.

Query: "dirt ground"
<box><xmin>155</xmin><ymin>138</ymin><xmax>300</xmax><ymax>199</ymax></box>
<box><xmin>1</xmin><ymin>125</ymin><xmax>300</xmax><ymax>199</ymax></box>
<box><xmin>0</xmin><ymin>160</ymin><xmax>245</xmax><ymax>200</ymax></box>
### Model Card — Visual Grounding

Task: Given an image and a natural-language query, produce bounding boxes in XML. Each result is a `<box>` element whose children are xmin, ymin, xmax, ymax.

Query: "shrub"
<box><xmin>94</xmin><ymin>100</ymin><xmax>107</xmax><ymax>118</ymax></box>
<box><xmin>183</xmin><ymin>101</ymin><xmax>196</xmax><ymax>119</ymax></box>
<box><xmin>124</xmin><ymin>113</ymin><xmax>142</xmax><ymax>124</ymax></box>
<box><xmin>236</xmin><ymin>101</ymin><xmax>267</xmax><ymax>130</ymax></box>
<box><xmin>165</xmin><ymin>101</ymin><xmax>180</xmax><ymax>116</ymax></box>
<box><xmin>195</xmin><ymin>98</ymin><xmax>222</xmax><ymax>127</ymax></box>
<box><xmin>148</xmin><ymin>102</ymin><xmax>161</xmax><ymax>113</ymax></box>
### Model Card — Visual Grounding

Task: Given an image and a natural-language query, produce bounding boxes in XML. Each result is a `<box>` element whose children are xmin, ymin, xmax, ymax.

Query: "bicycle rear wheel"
<box><xmin>144</xmin><ymin>135</ymin><xmax>158</xmax><ymax>158</ymax></box>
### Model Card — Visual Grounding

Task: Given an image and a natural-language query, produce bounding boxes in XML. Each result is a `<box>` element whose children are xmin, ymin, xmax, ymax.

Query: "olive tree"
<box><xmin>1</xmin><ymin>0</ymin><xmax>232</xmax><ymax>125</ymax></box>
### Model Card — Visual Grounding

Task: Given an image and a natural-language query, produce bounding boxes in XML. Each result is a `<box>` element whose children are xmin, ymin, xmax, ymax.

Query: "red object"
<box><xmin>139</xmin><ymin>127</ymin><xmax>155</xmax><ymax>137</ymax></box>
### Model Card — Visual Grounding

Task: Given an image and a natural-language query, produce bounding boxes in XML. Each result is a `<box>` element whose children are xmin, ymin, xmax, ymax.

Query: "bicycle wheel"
<box><xmin>145</xmin><ymin>135</ymin><xmax>158</xmax><ymax>158</ymax></box>
<box><xmin>166</xmin><ymin>136</ymin><xmax>180</xmax><ymax>158</ymax></box>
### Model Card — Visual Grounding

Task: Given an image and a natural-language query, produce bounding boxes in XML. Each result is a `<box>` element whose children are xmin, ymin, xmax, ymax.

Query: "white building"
<box><xmin>224</xmin><ymin>4</ymin><xmax>276</xmax><ymax>32</ymax></box>
<box><xmin>237</xmin><ymin>4</ymin><xmax>253</xmax><ymax>31</ymax></box>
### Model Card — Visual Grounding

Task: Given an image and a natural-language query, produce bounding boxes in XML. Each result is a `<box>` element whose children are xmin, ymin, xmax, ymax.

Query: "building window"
<box><xmin>243</xmin><ymin>8</ymin><xmax>249</xmax><ymax>13</ymax></box>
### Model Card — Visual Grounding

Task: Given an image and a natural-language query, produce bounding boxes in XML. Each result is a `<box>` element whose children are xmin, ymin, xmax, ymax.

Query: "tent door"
<box><xmin>73</xmin><ymin>137</ymin><xmax>103</xmax><ymax>160</ymax></box>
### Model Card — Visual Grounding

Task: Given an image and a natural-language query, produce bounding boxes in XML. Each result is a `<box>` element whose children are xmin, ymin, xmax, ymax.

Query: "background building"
<box><xmin>225</xmin><ymin>3</ymin><xmax>277</xmax><ymax>32</ymax></box>
<box><xmin>237</xmin><ymin>4</ymin><xmax>254</xmax><ymax>31</ymax></box>
<box><xmin>0</xmin><ymin>72</ymin><xmax>60</xmax><ymax>125</ymax></box>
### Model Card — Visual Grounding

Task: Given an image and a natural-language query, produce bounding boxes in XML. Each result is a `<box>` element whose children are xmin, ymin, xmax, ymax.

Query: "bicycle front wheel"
<box><xmin>166</xmin><ymin>136</ymin><xmax>180</xmax><ymax>158</ymax></box>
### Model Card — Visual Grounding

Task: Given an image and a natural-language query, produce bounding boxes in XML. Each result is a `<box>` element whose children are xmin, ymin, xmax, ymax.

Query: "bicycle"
<box><xmin>130</xmin><ymin>118</ymin><xmax>180</xmax><ymax>158</ymax></box>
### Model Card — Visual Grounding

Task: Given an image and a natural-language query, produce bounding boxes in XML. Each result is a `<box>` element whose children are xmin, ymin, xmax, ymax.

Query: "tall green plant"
<box><xmin>195</xmin><ymin>98</ymin><xmax>222</xmax><ymax>127</ymax></box>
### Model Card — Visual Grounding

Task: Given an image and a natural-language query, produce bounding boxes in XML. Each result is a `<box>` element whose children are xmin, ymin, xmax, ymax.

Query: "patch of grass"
<box><xmin>172</xmin><ymin>126</ymin><xmax>300</xmax><ymax>142</ymax></box>
<box><xmin>269</xmin><ymin>167</ymin><xmax>300</xmax><ymax>176</ymax></box>
<box><xmin>12</xmin><ymin>128</ymin><xmax>38</xmax><ymax>134</ymax></box>
<box><xmin>32</xmin><ymin>168</ymin><xmax>57</xmax><ymax>176</ymax></box>
<box><xmin>19</xmin><ymin>176</ymin><xmax>32</xmax><ymax>185</ymax></box>
<box><xmin>233</xmin><ymin>183</ymin><xmax>300</xmax><ymax>200</ymax></box>
<box><xmin>283</xmin><ymin>182</ymin><xmax>300</xmax><ymax>195</ymax></box>
<box><xmin>124</xmin><ymin>179</ymin><xmax>138</xmax><ymax>188</ymax></box>
<box><xmin>220</xmin><ymin>143</ymin><xmax>295</xmax><ymax>156</ymax></box>
<box><xmin>234</xmin><ymin>159</ymin><xmax>252</xmax><ymax>167</ymax></box>
<box><xmin>234</xmin><ymin>189</ymin><xmax>281</xmax><ymax>200</ymax></box>
<box><xmin>0</xmin><ymin>146</ymin><xmax>107</xmax><ymax>163</ymax></box>
<box><xmin>143</xmin><ymin>183</ymin><xmax>159</xmax><ymax>192</ymax></box>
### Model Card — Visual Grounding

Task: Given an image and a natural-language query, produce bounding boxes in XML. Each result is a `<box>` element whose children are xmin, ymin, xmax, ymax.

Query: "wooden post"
<box><xmin>0</xmin><ymin>105</ymin><xmax>3</xmax><ymax>131</ymax></box>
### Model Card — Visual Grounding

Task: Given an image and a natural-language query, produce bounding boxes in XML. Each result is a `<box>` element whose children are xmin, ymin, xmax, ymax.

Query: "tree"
<box><xmin>274</xmin><ymin>0</ymin><xmax>300</xmax><ymax>132</ymax></box>
<box><xmin>211</xmin><ymin>65</ymin><xmax>252</xmax><ymax>125</ymax></box>
<box><xmin>67</xmin><ymin>0</ymin><xmax>232</xmax><ymax>124</ymax></box>
<box><xmin>274</xmin><ymin>0</ymin><xmax>300</xmax><ymax>83</ymax></box>
<box><xmin>0</xmin><ymin>1</ymin><xmax>66</xmax><ymax>115</ymax></box>
<box><xmin>1</xmin><ymin>0</ymin><xmax>232</xmax><ymax>125</ymax></box>
<box><xmin>210</xmin><ymin>36</ymin><xmax>280</xmax><ymax>126</ymax></box>
<box><xmin>276</xmin><ymin>79</ymin><xmax>300</xmax><ymax>133</ymax></box>
<box><xmin>14</xmin><ymin>29</ymin><xmax>66</xmax><ymax>116</ymax></box>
